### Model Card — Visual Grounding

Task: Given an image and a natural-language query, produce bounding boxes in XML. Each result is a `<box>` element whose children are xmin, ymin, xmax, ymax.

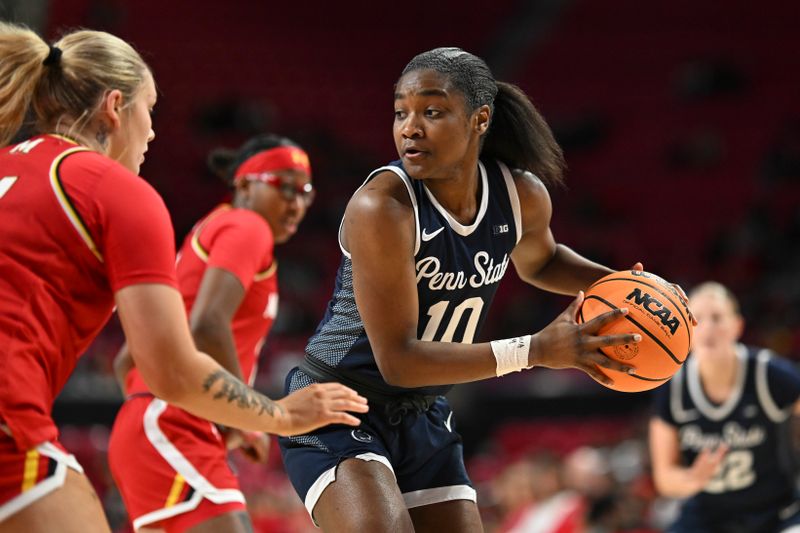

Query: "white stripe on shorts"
<box><xmin>303</xmin><ymin>453</ymin><xmax>476</xmax><ymax>526</ymax></box>
<box><xmin>132</xmin><ymin>398</ymin><xmax>245</xmax><ymax>530</ymax></box>
<box><xmin>304</xmin><ymin>452</ymin><xmax>394</xmax><ymax>524</ymax></box>
<box><xmin>0</xmin><ymin>442</ymin><xmax>84</xmax><ymax>522</ymax></box>
<box><xmin>402</xmin><ymin>484</ymin><xmax>477</xmax><ymax>509</ymax></box>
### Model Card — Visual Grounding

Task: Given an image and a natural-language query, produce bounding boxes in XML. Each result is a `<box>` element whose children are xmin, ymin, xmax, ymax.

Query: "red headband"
<box><xmin>233</xmin><ymin>146</ymin><xmax>312</xmax><ymax>183</ymax></box>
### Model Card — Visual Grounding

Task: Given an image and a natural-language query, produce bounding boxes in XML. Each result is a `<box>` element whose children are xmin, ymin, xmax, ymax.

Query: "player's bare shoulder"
<box><xmin>342</xmin><ymin>170</ymin><xmax>415</xmax><ymax>250</ymax></box>
<box><xmin>346</xmin><ymin>170</ymin><xmax>414</xmax><ymax>224</ymax></box>
<box><xmin>510</xmin><ymin>167</ymin><xmax>553</xmax><ymax>230</ymax></box>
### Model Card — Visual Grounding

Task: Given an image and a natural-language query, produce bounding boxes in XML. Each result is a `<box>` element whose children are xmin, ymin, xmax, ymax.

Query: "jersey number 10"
<box><xmin>421</xmin><ymin>296</ymin><xmax>484</xmax><ymax>343</ymax></box>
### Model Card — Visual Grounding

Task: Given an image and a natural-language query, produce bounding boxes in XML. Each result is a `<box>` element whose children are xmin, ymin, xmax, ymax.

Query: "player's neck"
<box><xmin>423</xmin><ymin>163</ymin><xmax>481</xmax><ymax>225</ymax></box>
<box><xmin>50</xmin><ymin>125</ymin><xmax>104</xmax><ymax>154</ymax></box>
<box><xmin>697</xmin><ymin>351</ymin><xmax>738</xmax><ymax>402</ymax></box>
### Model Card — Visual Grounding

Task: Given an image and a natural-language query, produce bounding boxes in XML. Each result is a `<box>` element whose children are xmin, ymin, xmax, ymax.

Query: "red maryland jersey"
<box><xmin>0</xmin><ymin>135</ymin><xmax>178</xmax><ymax>451</ymax></box>
<box><xmin>127</xmin><ymin>204</ymin><xmax>277</xmax><ymax>394</ymax></box>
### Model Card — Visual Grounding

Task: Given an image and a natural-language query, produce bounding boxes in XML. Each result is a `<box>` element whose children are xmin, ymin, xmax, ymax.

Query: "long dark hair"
<box><xmin>402</xmin><ymin>47</ymin><xmax>565</xmax><ymax>187</ymax></box>
<box><xmin>207</xmin><ymin>133</ymin><xmax>300</xmax><ymax>187</ymax></box>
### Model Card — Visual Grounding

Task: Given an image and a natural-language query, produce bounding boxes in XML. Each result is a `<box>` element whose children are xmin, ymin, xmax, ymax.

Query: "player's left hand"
<box><xmin>630</xmin><ymin>262</ymin><xmax>697</xmax><ymax>326</ymax></box>
<box><xmin>238</xmin><ymin>431</ymin><xmax>270</xmax><ymax>464</ymax></box>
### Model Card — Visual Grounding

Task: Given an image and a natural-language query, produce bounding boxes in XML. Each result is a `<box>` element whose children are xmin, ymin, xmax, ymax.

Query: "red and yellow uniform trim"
<box><xmin>48</xmin><ymin>146</ymin><xmax>102</xmax><ymax>262</ymax></box>
<box><xmin>190</xmin><ymin>205</ymin><xmax>276</xmax><ymax>280</ymax></box>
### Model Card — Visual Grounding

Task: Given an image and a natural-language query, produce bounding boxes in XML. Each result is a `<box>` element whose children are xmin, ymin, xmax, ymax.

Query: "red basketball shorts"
<box><xmin>108</xmin><ymin>396</ymin><xmax>246</xmax><ymax>532</ymax></box>
<box><xmin>0</xmin><ymin>433</ymin><xmax>84</xmax><ymax>522</ymax></box>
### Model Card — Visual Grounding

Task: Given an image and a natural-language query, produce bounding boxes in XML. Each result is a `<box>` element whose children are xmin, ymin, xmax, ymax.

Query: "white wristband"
<box><xmin>491</xmin><ymin>335</ymin><xmax>532</xmax><ymax>376</ymax></box>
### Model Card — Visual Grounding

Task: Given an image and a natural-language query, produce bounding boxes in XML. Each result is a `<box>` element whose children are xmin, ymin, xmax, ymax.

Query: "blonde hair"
<box><xmin>0</xmin><ymin>22</ymin><xmax>150</xmax><ymax>146</ymax></box>
<box><xmin>689</xmin><ymin>281</ymin><xmax>741</xmax><ymax>316</ymax></box>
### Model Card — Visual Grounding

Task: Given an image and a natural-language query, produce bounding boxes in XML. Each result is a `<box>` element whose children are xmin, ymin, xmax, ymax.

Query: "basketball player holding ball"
<box><xmin>650</xmin><ymin>282</ymin><xmax>800</xmax><ymax>533</ymax></box>
<box><xmin>278</xmin><ymin>47</ymin><xmax>685</xmax><ymax>532</ymax></box>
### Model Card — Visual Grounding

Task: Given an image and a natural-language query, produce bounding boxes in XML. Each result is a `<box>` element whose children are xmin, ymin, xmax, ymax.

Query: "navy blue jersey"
<box><xmin>653</xmin><ymin>345</ymin><xmax>800</xmax><ymax>526</ymax></box>
<box><xmin>295</xmin><ymin>158</ymin><xmax>520</xmax><ymax>398</ymax></box>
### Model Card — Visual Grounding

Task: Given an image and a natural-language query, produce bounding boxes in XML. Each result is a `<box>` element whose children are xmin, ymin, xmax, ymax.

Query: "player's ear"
<box><xmin>473</xmin><ymin>104</ymin><xmax>491</xmax><ymax>136</ymax></box>
<box><xmin>99</xmin><ymin>89</ymin><xmax>124</xmax><ymax>132</ymax></box>
<box><xmin>233</xmin><ymin>178</ymin><xmax>253</xmax><ymax>204</ymax></box>
<box><xmin>733</xmin><ymin>315</ymin><xmax>745</xmax><ymax>341</ymax></box>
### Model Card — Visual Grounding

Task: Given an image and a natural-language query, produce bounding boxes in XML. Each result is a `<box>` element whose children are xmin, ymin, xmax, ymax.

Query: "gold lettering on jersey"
<box><xmin>415</xmin><ymin>252</ymin><xmax>510</xmax><ymax>291</ymax></box>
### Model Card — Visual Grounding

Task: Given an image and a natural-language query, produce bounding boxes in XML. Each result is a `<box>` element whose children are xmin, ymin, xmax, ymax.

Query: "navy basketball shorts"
<box><xmin>278</xmin><ymin>373</ymin><xmax>475</xmax><ymax>522</ymax></box>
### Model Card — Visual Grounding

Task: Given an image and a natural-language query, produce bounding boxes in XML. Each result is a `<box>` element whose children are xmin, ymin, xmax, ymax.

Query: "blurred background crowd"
<box><xmin>2</xmin><ymin>0</ymin><xmax>799</xmax><ymax>530</ymax></box>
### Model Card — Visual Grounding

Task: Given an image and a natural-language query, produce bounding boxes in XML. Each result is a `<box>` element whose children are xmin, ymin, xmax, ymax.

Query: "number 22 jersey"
<box><xmin>652</xmin><ymin>345</ymin><xmax>800</xmax><ymax>524</ymax></box>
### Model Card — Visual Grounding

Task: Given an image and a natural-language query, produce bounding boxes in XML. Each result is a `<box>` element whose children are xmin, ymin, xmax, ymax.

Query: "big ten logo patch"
<box><xmin>493</xmin><ymin>224</ymin><xmax>509</xmax><ymax>235</ymax></box>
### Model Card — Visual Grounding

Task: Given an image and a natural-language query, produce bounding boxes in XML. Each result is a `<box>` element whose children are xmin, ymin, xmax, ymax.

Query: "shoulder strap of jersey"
<box><xmin>754</xmin><ymin>347</ymin><xmax>792</xmax><ymax>422</ymax></box>
<box><xmin>337</xmin><ymin>165</ymin><xmax>420</xmax><ymax>258</ymax></box>
<box><xmin>495</xmin><ymin>160</ymin><xmax>523</xmax><ymax>245</ymax></box>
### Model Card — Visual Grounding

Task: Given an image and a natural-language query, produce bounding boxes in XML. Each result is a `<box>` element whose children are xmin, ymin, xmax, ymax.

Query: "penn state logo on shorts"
<box><xmin>351</xmin><ymin>429</ymin><xmax>374</xmax><ymax>443</ymax></box>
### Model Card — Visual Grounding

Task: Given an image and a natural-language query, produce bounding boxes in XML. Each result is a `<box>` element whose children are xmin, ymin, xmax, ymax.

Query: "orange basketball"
<box><xmin>577</xmin><ymin>270</ymin><xmax>693</xmax><ymax>392</ymax></box>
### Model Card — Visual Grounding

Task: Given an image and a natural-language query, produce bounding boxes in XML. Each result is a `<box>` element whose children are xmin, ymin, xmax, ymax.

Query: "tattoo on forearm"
<box><xmin>202</xmin><ymin>370</ymin><xmax>281</xmax><ymax>417</ymax></box>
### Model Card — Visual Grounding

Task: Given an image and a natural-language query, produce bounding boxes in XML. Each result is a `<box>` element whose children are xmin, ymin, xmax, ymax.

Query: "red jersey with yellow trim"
<box><xmin>0</xmin><ymin>134</ymin><xmax>178</xmax><ymax>451</ymax></box>
<box><xmin>127</xmin><ymin>204</ymin><xmax>277</xmax><ymax>394</ymax></box>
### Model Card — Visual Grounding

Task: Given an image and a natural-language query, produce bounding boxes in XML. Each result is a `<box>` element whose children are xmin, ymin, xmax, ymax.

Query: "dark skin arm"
<box><xmin>509</xmin><ymin>169</ymin><xmax>695</xmax><ymax>323</ymax></box>
<box><xmin>113</xmin><ymin>267</ymin><xmax>246</xmax><ymax>393</ymax></box>
<box><xmin>509</xmin><ymin>169</ymin><xmax>613</xmax><ymax>293</ymax></box>
<box><xmin>343</xmin><ymin>171</ymin><xmax>638</xmax><ymax>389</ymax></box>
<box><xmin>114</xmin><ymin>268</ymin><xmax>270</xmax><ymax>460</ymax></box>
<box><xmin>187</xmin><ymin>267</ymin><xmax>246</xmax><ymax>379</ymax></box>
<box><xmin>189</xmin><ymin>267</ymin><xmax>273</xmax><ymax>462</ymax></box>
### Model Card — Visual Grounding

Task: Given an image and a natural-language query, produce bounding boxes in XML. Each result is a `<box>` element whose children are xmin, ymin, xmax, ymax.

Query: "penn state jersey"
<box><xmin>294</xmin><ymin>158</ymin><xmax>521</xmax><ymax>397</ymax></box>
<box><xmin>653</xmin><ymin>345</ymin><xmax>800</xmax><ymax>523</ymax></box>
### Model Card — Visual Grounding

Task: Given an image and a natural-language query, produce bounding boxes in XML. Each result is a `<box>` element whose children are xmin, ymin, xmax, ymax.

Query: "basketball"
<box><xmin>577</xmin><ymin>270</ymin><xmax>693</xmax><ymax>392</ymax></box>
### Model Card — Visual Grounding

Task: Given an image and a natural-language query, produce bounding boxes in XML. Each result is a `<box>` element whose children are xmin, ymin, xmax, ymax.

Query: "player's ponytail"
<box><xmin>0</xmin><ymin>22</ymin><xmax>50</xmax><ymax>146</ymax></box>
<box><xmin>0</xmin><ymin>21</ymin><xmax>150</xmax><ymax>147</ymax></box>
<box><xmin>483</xmin><ymin>82</ymin><xmax>565</xmax><ymax>188</ymax></box>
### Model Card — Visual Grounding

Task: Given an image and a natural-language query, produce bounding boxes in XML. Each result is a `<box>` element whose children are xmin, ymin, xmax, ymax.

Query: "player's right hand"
<box><xmin>272</xmin><ymin>383</ymin><xmax>369</xmax><ymax>436</ymax></box>
<box><xmin>529</xmin><ymin>291</ymin><xmax>640</xmax><ymax>386</ymax></box>
<box><xmin>689</xmin><ymin>444</ymin><xmax>729</xmax><ymax>492</ymax></box>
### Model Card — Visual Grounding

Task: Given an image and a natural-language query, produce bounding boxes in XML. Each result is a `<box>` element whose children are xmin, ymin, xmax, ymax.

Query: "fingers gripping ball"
<box><xmin>578</xmin><ymin>270</ymin><xmax>693</xmax><ymax>392</ymax></box>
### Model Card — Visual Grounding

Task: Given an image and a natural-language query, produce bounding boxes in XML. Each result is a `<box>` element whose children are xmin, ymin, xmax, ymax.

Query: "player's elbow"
<box><xmin>190</xmin><ymin>314</ymin><xmax>228</xmax><ymax>345</ymax></box>
<box><xmin>651</xmin><ymin>470</ymin><xmax>690</xmax><ymax>499</ymax></box>
<box><xmin>374</xmin><ymin>348</ymin><xmax>421</xmax><ymax>388</ymax></box>
<box><xmin>137</xmin><ymin>363</ymin><xmax>193</xmax><ymax>404</ymax></box>
<box><xmin>379</xmin><ymin>365</ymin><xmax>413</xmax><ymax>387</ymax></box>
<box><xmin>650</xmin><ymin>473</ymin><xmax>670</xmax><ymax>497</ymax></box>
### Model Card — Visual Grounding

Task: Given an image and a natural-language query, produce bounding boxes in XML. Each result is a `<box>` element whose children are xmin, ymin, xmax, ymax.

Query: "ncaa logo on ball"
<box><xmin>624</xmin><ymin>287</ymin><xmax>680</xmax><ymax>335</ymax></box>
